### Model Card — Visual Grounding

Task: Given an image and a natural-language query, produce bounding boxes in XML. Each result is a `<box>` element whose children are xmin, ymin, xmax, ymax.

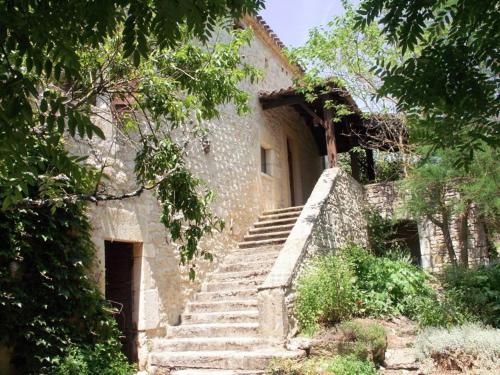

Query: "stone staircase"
<box><xmin>148</xmin><ymin>206</ymin><xmax>304</xmax><ymax>375</ymax></box>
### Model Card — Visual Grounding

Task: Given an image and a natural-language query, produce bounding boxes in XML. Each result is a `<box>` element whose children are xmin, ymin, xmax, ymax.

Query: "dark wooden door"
<box><xmin>287</xmin><ymin>139</ymin><xmax>295</xmax><ymax>206</ymax></box>
<box><xmin>105</xmin><ymin>241</ymin><xmax>136</xmax><ymax>362</ymax></box>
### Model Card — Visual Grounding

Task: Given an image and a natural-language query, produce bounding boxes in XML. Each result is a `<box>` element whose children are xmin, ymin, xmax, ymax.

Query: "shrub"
<box><xmin>296</xmin><ymin>254</ymin><xmax>357</xmax><ymax>334</ymax></box>
<box><xmin>365</xmin><ymin>210</ymin><xmax>411</xmax><ymax>258</ymax></box>
<box><xmin>0</xmin><ymin>203</ymin><xmax>132</xmax><ymax>374</ymax></box>
<box><xmin>343</xmin><ymin>245</ymin><xmax>432</xmax><ymax>317</ymax></box>
<box><xmin>337</xmin><ymin>321</ymin><xmax>387</xmax><ymax>366</ymax></box>
<box><xmin>415</xmin><ymin>324</ymin><xmax>500</xmax><ymax>373</ymax></box>
<box><xmin>53</xmin><ymin>342</ymin><xmax>134</xmax><ymax>375</ymax></box>
<box><xmin>326</xmin><ymin>355</ymin><xmax>378</xmax><ymax>375</ymax></box>
<box><xmin>441</xmin><ymin>263</ymin><xmax>500</xmax><ymax>327</ymax></box>
<box><xmin>412</xmin><ymin>263</ymin><xmax>500</xmax><ymax>328</ymax></box>
<box><xmin>268</xmin><ymin>358</ymin><xmax>323</xmax><ymax>375</ymax></box>
<box><xmin>268</xmin><ymin>356</ymin><xmax>378</xmax><ymax>375</ymax></box>
<box><xmin>412</xmin><ymin>295</ymin><xmax>472</xmax><ymax>328</ymax></box>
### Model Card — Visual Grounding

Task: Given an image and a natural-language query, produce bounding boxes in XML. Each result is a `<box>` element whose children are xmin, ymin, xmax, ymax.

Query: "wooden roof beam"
<box><xmin>260</xmin><ymin>95</ymin><xmax>305</xmax><ymax>110</ymax></box>
<box><xmin>297</xmin><ymin>103</ymin><xmax>325</xmax><ymax>129</ymax></box>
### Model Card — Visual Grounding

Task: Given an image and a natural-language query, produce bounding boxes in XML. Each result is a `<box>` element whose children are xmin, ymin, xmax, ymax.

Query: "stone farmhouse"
<box><xmin>79</xmin><ymin>15</ymin><xmax>489</xmax><ymax>373</ymax></box>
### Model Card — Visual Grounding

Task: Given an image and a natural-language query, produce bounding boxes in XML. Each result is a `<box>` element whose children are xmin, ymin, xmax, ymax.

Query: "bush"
<box><xmin>53</xmin><ymin>342</ymin><xmax>134</xmax><ymax>375</ymax></box>
<box><xmin>296</xmin><ymin>254</ymin><xmax>357</xmax><ymax>334</ymax></box>
<box><xmin>295</xmin><ymin>246</ymin><xmax>435</xmax><ymax>332</ymax></box>
<box><xmin>365</xmin><ymin>210</ymin><xmax>412</xmax><ymax>259</ymax></box>
<box><xmin>412</xmin><ymin>262</ymin><xmax>500</xmax><ymax>328</ymax></box>
<box><xmin>326</xmin><ymin>355</ymin><xmax>378</xmax><ymax>375</ymax></box>
<box><xmin>343</xmin><ymin>245</ymin><xmax>432</xmax><ymax>318</ymax></box>
<box><xmin>337</xmin><ymin>321</ymin><xmax>387</xmax><ymax>366</ymax></box>
<box><xmin>268</xmin><ymin>358</ymin><xmax>322</xmax><ymax>375</ymax></box>
<box><xmin>415</xmin><ymin>324</ymin><xmax>500</xmax><ymax>373</ymax></box>
<box><xmin>268</xmin><ymin>356</ymin><xmax>377</xmax><ymax>375</ymax></box>
<box><xmin>0</xmin><ymin>203</ymin><xmax>132</xmax><ymax>374</ymax></box>
<box><xmin>412</xmin><ymin>294</ymin><xmax>473</xmax><ymax>328</ymax></box>
<box><xmin>441</xmin><ymin>263</ymin><xmax>500</xmax><ymax>327</ymax></box>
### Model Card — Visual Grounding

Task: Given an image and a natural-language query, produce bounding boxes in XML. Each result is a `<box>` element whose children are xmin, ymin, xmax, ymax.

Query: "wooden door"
<box><xmin>105</xmin><ymin>241</ymin><xmax>136</xmax><ymax>362</ymax></box>
<box><xmin>287</xmin><ymin>139</ymin><xmax>295</xmax><ymax>207</ymax></box>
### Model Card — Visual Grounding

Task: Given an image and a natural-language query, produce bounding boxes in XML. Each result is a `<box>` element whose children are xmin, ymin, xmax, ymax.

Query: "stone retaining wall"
<box><xmin>257</xmin><ymin>168</ymin><xmax>369</xmax><ymax>342</ymax></box>
<box><xmin>364</xmin><ymin>182</ymin><xmax>489</xmax><ymax>270</ymax></box>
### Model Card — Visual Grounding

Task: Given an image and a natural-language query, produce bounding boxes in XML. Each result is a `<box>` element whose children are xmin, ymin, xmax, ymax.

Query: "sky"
<box><xmin>259</xmin><ymin>0</ymin><xmax>352</xmax><ymax>47</ymax></box>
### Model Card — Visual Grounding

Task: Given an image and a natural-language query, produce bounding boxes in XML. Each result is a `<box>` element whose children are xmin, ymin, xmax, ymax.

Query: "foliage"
<box><xmin>268</xmin><ymin>355</ymin><xmax>377</xmax><ymax>375</ymax></box>
<box><xmin>52</xmin><ymin>343</ymin><xmax>134</xmax><ymax>375</ymax></box>
<box><xmin>415</xmin><ymin>324</ymin><xmax>500</xmax><ymax>373</ymax></box>
<box><xmin>295</xmin><ymin>246</ymin><xmax>433</xmax><ymax>332</ymax></box>
<box><xmin>268</xmin><ymin>358</ymin><xmax>324</xmax><ymax>375</ymax></box>
<box><xmin>287</xmin><ymin>1</ymin><xmax>400</xmax><ymax>113</ymax></box>
<box><xmin>412</xmin><ymin>294</ymin><xmax>472</xmax><ymax>329</ymax></box>
<box><xmin>344</xmin><ymin>245</ymin><xmax>432</xmax><ymax>318</ymax></box>
<box><xmin>441</xmin><ymin>263</ymin><xmax>500</xmax><ymax>328</ymax></box>
<box><xmin>0</xmin><ymin>188</ymin><xmax>131</xmax><ymax>373</ymax></box>
<box><xmin>337</xmin><ymin>321</ymin><xmax>387</xmax><ymax>366</ymax></box>
<box><xmin>1</xmin><ymin>13</ymin><xmax>262</xmax><ymax>273</ymax></box>
<box><xmin>0</xmin><ymin>0</ymin><xmax>264</xmax><ymax>147</ymax></box>
<box><xmin>296</xmin><ymin>254</ymin><xmax>357</xmax><ymax>334</ymax></box>
<box><xmin>365</xmin><ymin>210</ymin><xmax>412</xmax><ymax>259</ymax></box>
<box><xmin>338</xmin><ymin>149</ymin><xmax>406</xmax><ymax>184</ymax></box>
<box><xmin>402</xmin><ymin>145</ymin><xmax>500</xmax><ymax>266</ymax></box>
<box><xmin>326</xmin><ymin>355</ymin><xmax>378</xmax><ymax>375</ymax></box>
<box><xmin>355</xmin><ymin>0</ymin><xmax>499</xmax><ymax>166</ymax></box>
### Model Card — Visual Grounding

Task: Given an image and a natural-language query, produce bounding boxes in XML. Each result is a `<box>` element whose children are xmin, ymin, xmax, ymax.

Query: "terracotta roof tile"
<box><xmin>255</xmin><ymin>15</ymin><xmax>287</xmax><ymax>54</ymax></box>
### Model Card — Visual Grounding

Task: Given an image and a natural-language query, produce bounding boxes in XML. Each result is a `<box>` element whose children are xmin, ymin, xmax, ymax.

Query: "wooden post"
<box><xmin>324</xmin><ymin>108</ymin><xmax>337</xmax><ymax>167</ymax></box>
<box><xmin>350</xmin><ymin>151</ymin><xmax>360</xmax><ymax>181</ymax></box>
<box><xmin>365</xmin><ymin>148</ymin><xmax>375</xmax><ymax>181</ymax></box>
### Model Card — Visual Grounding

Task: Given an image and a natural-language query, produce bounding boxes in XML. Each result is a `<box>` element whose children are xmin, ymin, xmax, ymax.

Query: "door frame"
<box><xmin>286</xmin><ymin>138</ymin><xmax>296</xmax><ymax>207</ymax></box>
<box><xmin>104</xmin><ymin>240</ymin><xmax>141</xmax><ymax>363</ymax></box>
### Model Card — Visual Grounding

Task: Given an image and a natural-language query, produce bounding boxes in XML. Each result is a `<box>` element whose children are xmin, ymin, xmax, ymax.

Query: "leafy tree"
<box><xmin>0</xmin><ymin>174</ymin><xmax>133</xmax><ymax>373</ymax></box>
<box><xmin>287</xmin><ymin>1</ymin><xmax>400</xmax><ymax>114</ymax></box>
<box><xmin>402</xmin><ymin>145</ymin><xmax>499</xmax><ymax>266</ymax></box>
<box><xmin>1</xmin><ymin>1</ymin><xmax>263</xmax><ymax>267</ymax></box>
<box><xmin>0</xmin><ymin>1</ymin><xmax>264</xmax><ymax>372</ymax></box>
<box><xmin>355</xmin><ymin>0</ymin><xmax>499</xmax><ymax>166</ymax></box>
<box><xmin>287</xmin><ymin>1</ymin><xmax>411</xmax><ymax>179</ymax></box>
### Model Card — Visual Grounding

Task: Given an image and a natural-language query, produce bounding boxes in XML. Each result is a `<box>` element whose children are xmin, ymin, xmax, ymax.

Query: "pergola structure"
<box><xmin>259</xmin><ymin>83</ymin><xmax>376</xmax><ymax>181</ymax></box>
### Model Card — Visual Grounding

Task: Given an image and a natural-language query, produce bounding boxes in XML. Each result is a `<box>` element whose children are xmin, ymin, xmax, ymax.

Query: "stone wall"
<box><xmin>364</xmin><ymin>182</ymin><xmax>489</xmax><ymax>270</ymax></box>
<box><xmin>258</xmin><ymin>168</ymin><xmax>369</xmax><ymax>342</ymax></box>
<box><xmin>70</xmin><ymin>22</ymin><xmax>323</xmax><ymax>367</ymax></box>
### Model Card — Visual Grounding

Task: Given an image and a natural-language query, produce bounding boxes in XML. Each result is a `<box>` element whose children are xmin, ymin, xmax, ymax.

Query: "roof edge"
<box><xmin>243</xmin><ymin>14</ymin><xmax>304</xmax><ymax>78</ymax></box>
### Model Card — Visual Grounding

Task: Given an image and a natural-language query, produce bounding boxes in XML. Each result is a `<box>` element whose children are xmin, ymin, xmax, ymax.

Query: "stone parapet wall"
<box><xmin>257</xmin><ymin>168</ymin><xmax>369</xmax><ymax>342</ymax></box>
<box><xmin>364</xmin><ymin>182</ymin><xmax>489</xmax><ymax>271</ymax></box>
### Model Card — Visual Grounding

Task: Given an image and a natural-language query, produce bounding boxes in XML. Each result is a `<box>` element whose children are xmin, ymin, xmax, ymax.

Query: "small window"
<box><xmin>261</xmin><ymin>147</ymin><xmax>271</xmax><ymax>175</ymax></box>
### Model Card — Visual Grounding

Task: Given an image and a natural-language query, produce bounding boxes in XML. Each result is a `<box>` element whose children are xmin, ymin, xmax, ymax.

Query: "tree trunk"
<box><xmin>457</xmin><ymin>203</ymin><xmax>471</xmax><ymax>267</ymax></box>
<box><xmin>441</xmin><ymin>220</ymin><xmax>457</xmax><ymax>265</ymax></box>
<box><xmin>428</xmin><ymin>210</ymin><xmax>457</xmax><ymax>265</ymax></box>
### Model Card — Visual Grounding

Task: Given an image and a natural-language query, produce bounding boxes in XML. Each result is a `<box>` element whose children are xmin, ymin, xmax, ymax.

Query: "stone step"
<box><xmin>210</xmin><ymin>268</ymin><xmax>269</xmax><ymax>281</ymax></box>
<box><xmin>195</xmin><ymin>289</ymin><xmax>256</xmax><ymax>302</ymax></box>
<box><xmin>154</xmin><ymin>336</ymin><xmax>268</xmax><ymax>352</ymax></box>
<box><xmin>171</xmin><ymin>370</ymin><xmax>264</xmax><ymax>375</ymax></box>
<box><xmin>167</xmin><ymin>323</ymin><xmax>259</xmax><ymax>338</ymax></box>
<box><xmin>187</xmin><ymin>300</ymin><xmax>258</xmax><ymax>313</ymax></box>
<box><xmin>203</xmin><ymin>279</ymin><xmax>264</xmax><ymax>292</ymax></box>
<box><xmin>258</xmin><ymin>211</ymin><xmax>301</xmax><ymax>221</ymax></box>
<box><xmin>224</xmin><ymin>249</ymin><xmax>281</xmax><ymax>263</ymax></box>
<box><xmin>248</xmin><ymin>223</ymin><xmax>295</xmax><ymax>235</ymax></box>
<box><xmin>243</xmin><ymin>230</ymin><xmax>291</xmax><ymax>242</ymax></box>
<box><xmin>182</xmin><ymin>310</ymin><xmax>259</xmax><ymax>324</ymax></box>
<box><xmin>171</xmin><ymin>370</ymin><xmax>265</xmax><ymax>375</ymax></box>
<box><xmin>149</xmin><ymin>349</ymin><xmax>304</xmax><ymax>371</ymax></box>
<box><xmin>218</xmin><ymin>258</ymin><xmax>276</xmax><ymax>273</ymax></box>
<box><xmin>262</xmin><ymin>206</ymin><xmax>304</xmax><ymax>216</ymax></box>
<box><xmin>238</xmin><ymin>237</ymin><xmax>287</xmax><ymax>249</ymax></box>
<box><xmin>253</xmin><ymin>217</ymin><xmax>297</xmax><ymax>228</ymax></box>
